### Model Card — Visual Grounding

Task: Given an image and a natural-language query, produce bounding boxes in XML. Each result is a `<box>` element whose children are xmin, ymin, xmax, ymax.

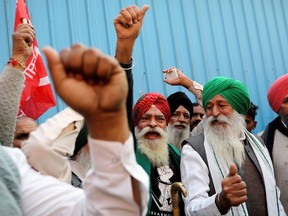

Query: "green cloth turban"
<box><xmin>202</xmin><ymin>76</ymin><xmax>250</xmax><ymax>114</ymax></box>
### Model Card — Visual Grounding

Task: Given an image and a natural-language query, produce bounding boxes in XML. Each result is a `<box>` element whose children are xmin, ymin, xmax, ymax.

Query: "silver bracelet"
<box><xmin>121</xmin><ymin>57</ymin><xmax>135</xmax><ymax>70</ymax></box>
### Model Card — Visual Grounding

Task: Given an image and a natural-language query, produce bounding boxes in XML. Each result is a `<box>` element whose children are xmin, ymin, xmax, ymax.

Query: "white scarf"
<box><xmin>204</xmin><ymin>128</ymin><xmax>284</xmax><ymax>216</ymax></box>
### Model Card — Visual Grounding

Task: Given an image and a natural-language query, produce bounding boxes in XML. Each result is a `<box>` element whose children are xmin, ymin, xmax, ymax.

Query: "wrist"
<box><xmin>12</xmin><ymin>53</ymin><xmax>29</xmax><ymax>64</ymax></box>
<box><xmin>215</xmin><ymin>192</ymin><xmax>231</xmax><ymax>215</ymax></box>
<box><xmin>86</xmin><ymin>109</ymin><xmax>129</xmax><ymax>143</ymax></box>
<box><xmin>7</xmin><ymin>57</ymin><xmax>26</xmax><ymax>71</ymax></box>
<box><xmin>119</xmin><ymin>57</ymin><xmax>135</xmax><ymax>70</ymax></box>
<box><xmin>183</xmin><ymin>79</ymin><xmax>194</xmax><ymax>89</ymax></box>
<box><xmin>115</xmin><ymin>39</ymin><xmax>135</xmax><ymax>63</ymax></box>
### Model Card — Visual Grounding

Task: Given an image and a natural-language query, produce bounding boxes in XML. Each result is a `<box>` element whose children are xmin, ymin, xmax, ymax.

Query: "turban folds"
<box><xmin>202</xmin><ymin>76</ymin><xmax>250</xmax><ymax>114</ymax></box>
<box><xmin>167</xmin><ymin>91</ymin><xmax>193</xmax><ymax>119</ymax></box>
<box><xmin>133</xmin><ymin>92</ymin><xmax>170</xmax><ymax>126</ymax></box>
<box><xmin>267</xmin><ymin>73</ymin><xmax>288</xmax><ymax>113</ymax></box>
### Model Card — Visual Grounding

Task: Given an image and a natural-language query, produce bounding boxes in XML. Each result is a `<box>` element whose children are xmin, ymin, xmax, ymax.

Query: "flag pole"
<box><xmin>14</xmin><ymin>0</ymin><xmax>56</xmax><ymax>119</ymax></box>
<box><xmin>16</xmin><ymin>0</ymin><xmax>27</xmax><ymax>24</ymax></box>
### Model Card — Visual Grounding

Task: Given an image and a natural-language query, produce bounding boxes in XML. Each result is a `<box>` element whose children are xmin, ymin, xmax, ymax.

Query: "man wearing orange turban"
<box><xmin>262</xmin><ymin>73</ymin><xmax>288</xmax><ymax>213</ymax></box>
<box><xmin>133</xmin><ymin>92</ymin><xmax>184</xmax><ymax>215</ymax></box>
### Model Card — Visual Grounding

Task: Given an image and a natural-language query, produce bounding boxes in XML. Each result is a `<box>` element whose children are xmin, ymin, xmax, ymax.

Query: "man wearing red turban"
<box><xmin>262</xmin><ymin>73</ymin><xmax>288</xmax><ymax>213</ymax></box>
<box><xmin>133</xmin><ymin>92</ymin><xmax>184</xmax><ymax>215</ymax></box>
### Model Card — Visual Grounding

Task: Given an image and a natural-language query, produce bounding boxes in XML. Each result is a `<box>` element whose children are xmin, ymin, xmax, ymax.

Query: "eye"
<box><xmin>140</xmin><ymin>116</ymin><xmax>149</xmax><ymax>122</ymax></box>
<box><xmin>15</xmin><ymin>133</ymin><xmax>29</xmax><ymax>140</ymax></box>
<box><xmin>184</xmin><ymin>114</ymin><xmax>190</xmax><ymax>119</ymax></box>
<box><xmin>206</xmin><ymin>105</ymin><xmax>212</xmax><ymax>111</ymax></box>
<box><xmin>156</xmin><ymin>116</ymin><xmax>165</xmax><ymax>121</ymax></box>
<box><xmin>172</xmin><ymin>113</ymin><xmax>179</xmax><ymax>117</ymax></box>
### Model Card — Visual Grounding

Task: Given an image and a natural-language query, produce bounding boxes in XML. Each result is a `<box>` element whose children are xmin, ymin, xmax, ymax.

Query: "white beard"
<box><xmin>203</xmin><ymin>111</ymin><xmax>246</xmax><ymax>168</ymax></box>
<box><xmin>135</xmin><ymin>126</ymin><xmax>169</xmax><ymax>167</ymax></box>
<box><xmin>168</xmin><ymin>123</ymin><xmax>190</xmax><ymax>151</ymax></box>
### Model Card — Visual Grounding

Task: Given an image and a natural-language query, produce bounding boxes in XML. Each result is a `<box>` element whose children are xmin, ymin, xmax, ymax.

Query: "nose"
<box><xmin>211</xmin><ymin>106</ymin><xmax>220</xmax><ymax>117</ymax></box>
<box><xmin>178</xmin><ymin>114</ymin><xmax>185</xmax><ymax>122</ymax></box>
<box><xmin>195</xmin><ymin>114</ymin><xmax>202</xmax><ymax>121</ymax></box>
<box><xmin>148</xmin><ymin>117</ymin><xmax>158</xmax><ymax>128</ymax></box>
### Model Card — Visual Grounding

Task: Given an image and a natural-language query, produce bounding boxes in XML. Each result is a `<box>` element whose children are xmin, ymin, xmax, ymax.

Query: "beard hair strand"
<box><xmin>167</xmin><ymin>123</ymin><xmax>190</xmax><ymax>151</ymax></box>
<box><xmin>135</xmin><ymin>126</ymin><xmax>170</xmax><ymax>167</ymax></box>
<box><xmin>203</xmin><ymin>111</ymin><xmax>246</xmax><ymax>168</ymax></box>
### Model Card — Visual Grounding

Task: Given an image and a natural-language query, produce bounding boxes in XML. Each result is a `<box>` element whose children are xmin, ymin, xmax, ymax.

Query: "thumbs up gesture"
<box><xmin>216</xmin><ymin>163</ymin><xmax>247</xmax><ymax>214</ymax></box>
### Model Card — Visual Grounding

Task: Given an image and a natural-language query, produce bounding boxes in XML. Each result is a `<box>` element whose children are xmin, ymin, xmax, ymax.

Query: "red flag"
<box><xmin>14</xmin><ymin>0</ymin><xmax>56</xmax><ymax>120</ymax></box>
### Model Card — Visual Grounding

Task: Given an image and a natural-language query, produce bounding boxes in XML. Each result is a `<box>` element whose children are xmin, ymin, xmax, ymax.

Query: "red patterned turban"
<box><xmin>133</xmin><ymin>92</ymin><xmax>171</xmax><ymax>126</ymax></box>
<box><xmin>267</xmin><ymin>74</ymin><xmax>288</xmax><ymax>113</ymax></box>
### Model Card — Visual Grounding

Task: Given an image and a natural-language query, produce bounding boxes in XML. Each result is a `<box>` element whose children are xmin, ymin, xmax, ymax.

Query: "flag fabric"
<box><xmin>14</xmin><ymin>0</ymin><xmax>56</xmax><ymax>120</ymax></box>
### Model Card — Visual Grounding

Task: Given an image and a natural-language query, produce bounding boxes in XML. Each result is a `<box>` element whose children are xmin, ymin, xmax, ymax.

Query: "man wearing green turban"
<box><xmin>181</xmin><ymin>76</ymin><xmax>285</xmax><ymax>216</ymax></box>
<box><xmin>202</xmin><ymin>76</ymin><xmax>250</xmax><ymax>115</ymax></box>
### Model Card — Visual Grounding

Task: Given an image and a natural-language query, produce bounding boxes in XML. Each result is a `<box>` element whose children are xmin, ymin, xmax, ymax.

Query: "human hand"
<box><xmin>12</xmin><ymin>23</ymin><xmax>35</xmax><ymax>64</ymax></box>
<box><xmin>163</xmin><ymin>67</ymin><xmax>193</xmax><ymax>89</ymax></box>
<box><xmin>114</xmin><ymin>5</ymin><xmax>150</xmax><ymax>63</ymax></box>
<box><xmin>43</xmin><ymin>44</ymin><xmax>129</xmax><ymax>141</ymax></box>
<box><xmin>114</xmin><ymin>5</ymin><xmax>149</xmax><ymax>41</ymax></box>
<box><xmin>217</xmin><ymin>164</ymin><xmax>247</xmax><ymax>213</ymax></box>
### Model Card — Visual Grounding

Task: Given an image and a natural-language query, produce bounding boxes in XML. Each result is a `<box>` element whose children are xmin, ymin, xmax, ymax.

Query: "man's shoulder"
<box><xmin>182</xmin><ymin>133</ymin><xmax>206</xmax><ymax>161</ymax></box>
<box><xmin>183</xmin><ymin>133</ymin><xmax>205</xmax><ymax>148</ymax></box>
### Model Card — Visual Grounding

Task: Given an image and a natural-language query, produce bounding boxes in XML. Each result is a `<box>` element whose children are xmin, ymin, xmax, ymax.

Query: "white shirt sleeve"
<box><xmin>181</xmin><ymin>144</ymin><xmax>220</xmax><ymax>216</ymax></box>
<box><xmin>21</xmin><ymin>107</ymin><xmax>84</xmax><ymax>183</ymax></box>
<box><xmin>188</xmin><ymin>81</ymin><xmax>203</xmax><ymax>106</ymax></box>
<box><xmin>4</xmin><ymin>133</ymin><xmax>149</xmax><ymax>216</ymax></box>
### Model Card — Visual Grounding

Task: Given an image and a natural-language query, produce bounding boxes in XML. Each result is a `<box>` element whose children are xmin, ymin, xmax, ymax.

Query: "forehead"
<box><xmin>16</xmin><ymin>118</ymin><xmax>37</xmax><ymax>127</ymax></box>
<box><xmin>245</xmin><ymin>115</ymin><xmax>254</xmax><ymax>121</ymax></box>
<box><xmin>143</xmin><ymin>106</ymin><xmax>164</xmax><ymax>116</ymax></box>
<box><xmin>207</xmin><ymin>94</ymin><xmax>229</xmax><ymax>104</ymax></box>
<box><xmin>193</xmin><ymin>105</ymin><xmax>205</xmax><ymax>114</ymax></box>
<box><xmin>174</xmin><ymin>105</ymin><xmax>189</xmax><ymax>113</ymax></box>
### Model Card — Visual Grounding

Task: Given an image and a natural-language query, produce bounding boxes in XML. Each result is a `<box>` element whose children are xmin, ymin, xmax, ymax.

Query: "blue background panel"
<box><xmin>1</xmin><ymin>0</ymin><xmax>288</xmax><ymax>133</ymax></box>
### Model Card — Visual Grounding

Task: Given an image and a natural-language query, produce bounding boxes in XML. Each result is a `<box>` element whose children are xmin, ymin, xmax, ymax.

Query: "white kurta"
<box><xmin>21</xmin><ymin>107</ymin><xmax>85</xmax><ymax>183</ymax></box>
<box><xmin>181</xmin><ymin>131</ymin><xmax>286</xmax><ymax>216</ymax></box>
<box><xmin>272</xmin><ymin>130</ymin><xmax>288</xmax><ymax>214</ymax></box>
<box><xmin>5</xmin><ymin>134</ymin><xmax>149</xmax><ymax>216</ymax></box>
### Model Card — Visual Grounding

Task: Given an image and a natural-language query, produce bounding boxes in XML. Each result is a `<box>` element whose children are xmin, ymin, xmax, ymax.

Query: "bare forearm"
<box><xmin>115</xmin><ymin>39</ymin><xmax>135</xmax><ymax>63</ymax></box>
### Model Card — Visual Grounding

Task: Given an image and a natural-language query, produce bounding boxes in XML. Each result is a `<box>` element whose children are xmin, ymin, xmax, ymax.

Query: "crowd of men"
<box><xmin>0</xmin><ymin>3</ymin><xmax>287</xmax><ymax>216</ymax></box>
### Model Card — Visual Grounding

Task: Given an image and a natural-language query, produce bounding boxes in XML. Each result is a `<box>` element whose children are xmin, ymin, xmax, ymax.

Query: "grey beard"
<box><xmin>168</xmin><ymin>123</ymin><xmax>190</xmax><ymax>151</ymax></box>
<box><xmin>135</xmin><ymin>126</ymin><xmax>170</xmax><ymax>167</ymax></box>
<box><xmin>203</xmin><ymin>111</ymin><xmax>246</xmax><ymax>169</ymax></box>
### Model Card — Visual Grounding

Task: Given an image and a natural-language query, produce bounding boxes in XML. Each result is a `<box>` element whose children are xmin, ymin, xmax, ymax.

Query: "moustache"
<box><xmin>192</xmin><ymin>120</ymin><xmax>201</xmax><ymax>126</ymax></box>
<box><xmin>136</xmin><ymin>126</ymin><xmax>167</xmax><ymax>138</ymax></box>
<box><xmin>207</xmin><ymin>115</ymin><xmax>230</xmax><ymax>125</ymax></box>
<box><xmin>174</xmin><ymin>123</ymin><xmax>187</xmax><ymax>128</ymax></box>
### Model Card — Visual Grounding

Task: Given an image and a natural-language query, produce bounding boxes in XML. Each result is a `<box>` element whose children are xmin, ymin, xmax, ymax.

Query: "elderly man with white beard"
<box><xmin>166</xmin><ymin>91</ymin><xmax>193</xmax><ymax>151</ymax></box>
<box><xmin>133</xmin><ymin>92</ymin><xmax>185</xmax><ymax>216</ymax></box>
<box><xmin>181</xmin><ymin>76</ymin><xmax>285</xmax><ymax>216</ymax></box>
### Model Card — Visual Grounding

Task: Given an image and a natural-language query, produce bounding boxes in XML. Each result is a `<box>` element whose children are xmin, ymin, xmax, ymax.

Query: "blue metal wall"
<box><xmin>1</xmin><ymin>0</ymin><xmax>288</xmax><ymax>133</ymax></box>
